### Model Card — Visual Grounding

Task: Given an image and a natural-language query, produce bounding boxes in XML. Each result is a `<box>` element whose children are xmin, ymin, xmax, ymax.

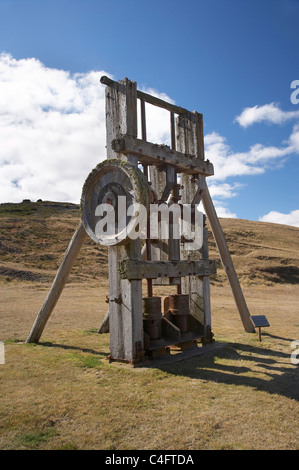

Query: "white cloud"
<box><xmin>213</xmin><ymin>205</ymin><xmax>237</xmax><ymax>219</ymax></box>
<box><xmin>204</xmin><ymin>128</ymin><xmax>299</xmax><ymax>183</ymax></box>
<box><xmin>0</xmin><ymin>53</ymin><xmax>174</xmax><ymax>204</ymax></box>
<box><xmin>209</xmin><ymin>182</ymin><xmax>243</xmax><ymax>200</ymax></box>
<box><xmin>235</xmin><ymin>102</ymin><xmax>299</xmax><ymax>128</ymax></box>
<box><xmin>203</xmin><ymin>126</ymin><xmax>299</xmax><ymax>222</ymax></box>
<box><xmin>259</xmin><ymin>210</ymin><xmax>299</xmax><ymax>227</ymax></box>
<box><xmin>0</xmin><ymin>53</ymin><xmax>108</xmax><ymax>203</ymax></box>
<box><xmin>0</xmin><ymin>53</ymin><xmax>298</xmax><ymax>226</ymax></box>
<box><xmin>204</xmin><ymin>132</ymin><xmax>263</xmax><ymax>180</ymax></box>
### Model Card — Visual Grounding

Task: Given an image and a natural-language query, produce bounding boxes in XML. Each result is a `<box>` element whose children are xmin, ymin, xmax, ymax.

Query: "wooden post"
<box><xmin>26</xmin><ymin>222</ymin><xmax>87</xmax><ymax>343</ymax></box>
<box><xmin>104</xmin><ymin>77</ymin><xmax>144</xmax><ymax>362</ymax></box>
<box><xmin>201</xmin><ymin>180</ymin><xmax>255</xmax><ymax>333</ymax></box>
<box><xmin>176</xmin><ymin>111</ymin><xmax>211</xmax><ymax>339</ymax></box>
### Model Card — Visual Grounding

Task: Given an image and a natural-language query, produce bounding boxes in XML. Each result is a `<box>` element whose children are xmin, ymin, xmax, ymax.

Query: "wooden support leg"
<box><xmin>98</xmin><ymin>310</ymin><xmax>109</xmax><ymax>333</ymax></box>
<box><xmin>201</xmin><ymin>181</ymin><xmax>255</xmax><ymax>333</ymax></box>
<box><xmin>108</xmin><ymin>241</ymin><xmax>144</xmax><ymax>363</ymax></box>
<box><xmin>26</xmin><ymin>222</ymin><xmax>87</xmax><ymax>343</ymax></box>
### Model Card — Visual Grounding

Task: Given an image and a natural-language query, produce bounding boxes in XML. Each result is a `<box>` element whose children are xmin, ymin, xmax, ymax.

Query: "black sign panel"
<box><xmin>250</xmin><ymin>315</ymin><xmax>270</xmax><ymax>328</ymax></box>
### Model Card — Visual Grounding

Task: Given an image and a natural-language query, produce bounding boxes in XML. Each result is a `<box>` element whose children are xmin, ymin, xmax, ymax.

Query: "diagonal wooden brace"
<box><xmin>201</xmin><ymin>179</ymin><xmax>255</xmax><ymax>333</ymax></box>
<box><xmin>26</xmin><ymin>222</ymin><xmax>87</xmax><ymax>343</ymax></box>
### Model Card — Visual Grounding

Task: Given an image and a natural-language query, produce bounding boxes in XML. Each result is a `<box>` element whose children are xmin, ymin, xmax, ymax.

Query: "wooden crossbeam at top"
<box><xmin>100</xmin><ymin>75</ymin><xmax>198</xmax><ymax>118</ymax></box>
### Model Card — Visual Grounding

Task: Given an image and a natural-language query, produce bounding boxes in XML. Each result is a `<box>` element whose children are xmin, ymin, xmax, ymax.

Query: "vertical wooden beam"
<box><xmin>202</xmin><ymin>224</ymin><xmax>212</xmax><ymax>335</ymax></box>
<box><xmin>201</xmin><ymin>180</ymin><xmax>255</xmax><ymax>333</ymax></box>
<box><xmin>149</xmin><ymin>166</ymin><xmax>168</xmax><ymax>264</ymax></box>
<box><xmin>26</xmin><ymin>222</ymin><xmax>87</xmax><ymax>343</ymax></box>
<box><xmin>105</xmin><ymin>77</ymin><xmax>138</xmax><ymax>165</ymax></box>
<box><xmin>105</xmin><ymin>77</ymin><xmax>144</xmax><ymax>362</ymax></box>
<box><xmin>176</xmin><ymin>112</ymin><xmax>210</xmax><ymax>337</ymax></box>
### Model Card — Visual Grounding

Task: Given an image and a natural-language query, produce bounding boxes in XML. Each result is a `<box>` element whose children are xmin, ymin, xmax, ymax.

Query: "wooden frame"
<box><xmin>26</xmin><ymin>75</ymin><xmax>255</xmax><ymax>359</ymax></box>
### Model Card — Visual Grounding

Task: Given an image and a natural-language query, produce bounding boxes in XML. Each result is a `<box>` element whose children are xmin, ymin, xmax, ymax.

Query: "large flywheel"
<box><xmin>81</xmin><ymin>159</ymin><xmax>151</xmax><ymax>246</ymax></box>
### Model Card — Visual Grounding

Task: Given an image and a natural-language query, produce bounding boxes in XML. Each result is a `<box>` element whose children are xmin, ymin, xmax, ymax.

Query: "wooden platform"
<box><xmin>108</xmin><ymin>341</ymin><xmax>227</xmax><ymax>369</ymax></box>
<box><xmin>145</xmin><ymin>341</ymin><xmax>227</xmax><ymax>367</ymax></box>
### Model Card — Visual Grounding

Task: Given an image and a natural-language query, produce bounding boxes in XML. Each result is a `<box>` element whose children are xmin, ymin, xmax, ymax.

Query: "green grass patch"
<box><xmin>16</xmin><ymin>428</ymin><xmax>59</xmax><ymax>449</ymax></box>
<box><xmin>67</xmin><ymin>351</ymin><xmax>105</xmax><ymax>368</ymax></box>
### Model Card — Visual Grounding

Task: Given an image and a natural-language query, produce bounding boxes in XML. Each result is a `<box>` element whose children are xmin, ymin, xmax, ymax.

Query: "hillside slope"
<box><xmin>0</xmin><ymin>200</ymin><xmax>298</xmax><ymax>286</ymax></box>
<box><xmin>0</xmin><ymin>200</ymin><xmax>107</xmax><ymax>284</ymax></box>
<box><xmin>207</xmin><ymin>217</ymin><xmax>299</xmax><ymax>285</ymax></box>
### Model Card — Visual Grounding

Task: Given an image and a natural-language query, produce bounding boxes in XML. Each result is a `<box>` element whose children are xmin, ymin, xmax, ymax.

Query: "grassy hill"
<box><xmin>0</xmin><ymin>200</ymin><xmax>298</xmax><ymax>286</ymax></box>
<box><xmin>1</xmin><ymin>200</ymin><xmax>298</xmax><ymax>450</ymax></box>
<box><xmin>207</xmin><ymin>217</ymin><xmax>299</xmax><ymax>285</ymax></box>
<box><xmin>0</xmin><ymin>200</ymin><xmax>107</xmax><ymax>284</ymax></box>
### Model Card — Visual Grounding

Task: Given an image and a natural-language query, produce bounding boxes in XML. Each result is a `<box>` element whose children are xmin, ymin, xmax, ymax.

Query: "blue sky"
<box><xmin>0</xmin><ymin>0</ymin><xmax>299</xmax><ymax>226</ymax></box>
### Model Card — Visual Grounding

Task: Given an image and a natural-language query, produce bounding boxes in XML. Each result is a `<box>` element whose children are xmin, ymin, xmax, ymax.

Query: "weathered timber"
<box><xmin>111</xmin><ymin>134</ymin><xmax>214</xmax><ymax>176</ymax></box>
<box><xmin>201</xmin><ymin>179</ymin><xmax>255</xmax><ymax>333</ymax></box>
<box><xmin>105</xmin><ymin>77</ymin><xmax>145</xmax><ymax>362</ymax></box>
<box><xmin>161</xmin><ymin>316</ymin><xmax>181</xmax><ymax>342</ymax></box>
<box><xmin>176</xmin><ymin>111</ymin><xmax>212</xmax><ymax>339</ymax></box>
<box><xmin>101</xmin><ymin>75</ymin><xmax>193</xmax><ymax>117</ymax></box>
<box><xmin>118</xmin><ymin>259</ymin><xmax>216</xmax><ymax>280</ymax></box>
<box><xmin>98</xmin><ymin>310</ymin><xmax>109</xmax><ymax>334</ymax></box>
<box><xmin>26</xmin><ymin>222</ymin><xmax>87</xmax><ymax>343</ymax></box>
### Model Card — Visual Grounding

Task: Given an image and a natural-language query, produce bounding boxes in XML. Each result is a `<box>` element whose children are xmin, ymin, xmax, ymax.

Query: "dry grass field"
<box><xmin>0</xmin><ymin>201</ymin><xmax>298</xmax><ymax>450</ymax></box>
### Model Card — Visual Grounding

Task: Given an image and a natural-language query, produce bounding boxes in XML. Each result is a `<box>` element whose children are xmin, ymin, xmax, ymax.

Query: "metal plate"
<box><xmin>250</xmin><ymin>315</ymin><xmax>270</xmax><ymax>328</ymax></box>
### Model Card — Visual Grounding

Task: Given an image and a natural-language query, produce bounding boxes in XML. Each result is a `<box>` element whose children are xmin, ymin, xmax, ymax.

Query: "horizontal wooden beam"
<box><xmin>112</xmin><ymin>134</ymin><xmax>214</xmax><ymax>176</ymax></box>
<box><xmin>118</xmin><ymin>259</ymin><xmax>216</xmax><ymax>280</ymax></box>
<box><xmin>100</xmin><ymin>75</ymin><xmax>194</xmax><ymax>117</ymax></box>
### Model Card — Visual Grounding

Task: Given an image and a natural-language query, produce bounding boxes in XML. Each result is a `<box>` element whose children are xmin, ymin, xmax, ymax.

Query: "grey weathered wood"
<box><xmin>176</xmin><ymin>112</ymin><xmax>211</xmax><ymax>338</ymax></box>
<box><xmin>26</xmin><ymin>222</ymin><xmax>87</xmax><ymax>343</ymax></box>
<box><xmin>112</xmin><ymin>134</ymin><xmax>214</xmax><ymax>176</ymax></box>
<box><xmin>161</xmin><ymin>316</ymin><xmax>181</xmax><ymax>342</ymax></box>
<box><xmin>176</xmin><ymin>111</ymin><xmax>205</xmax><ymax>160</ymax></box>
<box><xmin>98</xmin><ymin>310</ymin><xmax>109</xmax><ymax>333</ymax></box>
<box><xmin>101</xmin><ymin>75</ymin><xmax>194</xmax><ymax>117</ymax></box>
<box><xmin>149</xmin><ymin>166</ymin><xmax>169</xmax><ymax>269</ymax></box>
<box><xmin>118</xmin><ymin>259</ymin><xmax>216</xmax><ymax>280</ymax></box>
<box><xmin>105</xmin><ymin>78</ymin><xmax>138</xmax><ymax>165</ymax></box>
<box><xmin>202</xmin><ymin>225</ymin><xmax>212</xmax><ymax>333</ymax></box>
<box><xmin>105</xmin><ymin>77</ymin><xmax>144</xmax><ymax>362</ymax></box>
<box><xmin>149</xmin><ymin>164</ymin><xmax>181</xmax><ymax>285</ymax></box>
<box><xmin>201</xmin><ymin>180</ymin><xmax>255</xmax><ymax>333</ymax></box>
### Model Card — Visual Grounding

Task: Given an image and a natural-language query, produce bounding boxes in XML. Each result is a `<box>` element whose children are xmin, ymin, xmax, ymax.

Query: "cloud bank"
<box><xmin>259</xmin><ymin>210</ymin><xmax>299</xmax><ymax>227</ymax></box>
<box><xmin>203</xmin><ymin>124</ymin><xmax>299</xmax><ymax>223</ymax></box>
<box><xmin>235</xmin><ymin>102</ymin><xmax>299</xmax><ymax>127</ymax></box>
<box><xmin>0</xmin><ymin>53</ymin><xmax>107</xmax><ymax>202</ymax></box>
<box><xmin>0</xmin><ymin>53</ymin><xmax>298</xmax><ymax>226</ymax></box>
<box><xmin>232</xmin><ymin>102</ymin><xmax>299</xmax><ymax>226</ymax></box>
<box><xmin>0</xmin><ymin>53</ymin><xmax>173</xmax><ymax>204</ymax></box>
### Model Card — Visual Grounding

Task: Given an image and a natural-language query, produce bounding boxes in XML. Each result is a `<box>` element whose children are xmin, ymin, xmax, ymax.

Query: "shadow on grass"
<box><xmin>159</xmin><ymin>341</ymin><xmax>299</xmax><ymax>402</ymax></box>
<box><xmin>36</xmin><ymin>338</ymin><xmax>299</xmax><ymax>401</ymax></box>
<box><xmin>38</xmin><ymin>341</ymin><xmax>109</xmax><ymax>358</ymax></box>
